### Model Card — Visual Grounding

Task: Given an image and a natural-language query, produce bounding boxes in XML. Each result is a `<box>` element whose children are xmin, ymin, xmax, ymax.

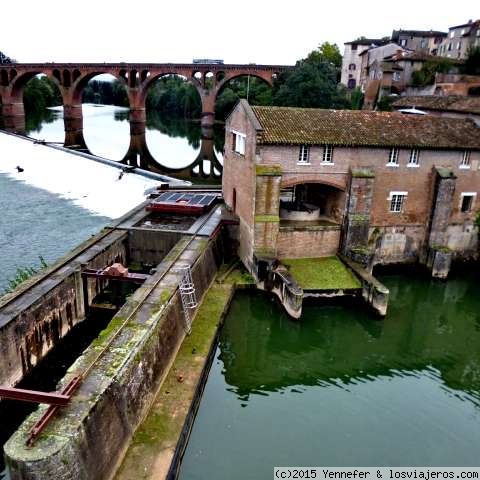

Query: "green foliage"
<box><xmin>463</xmin><ymin>46</ymin><xmax>480</xmax><ymax>75</ymax></box>
<box><xmin>272</xmin><ymin>59</ymin><xmax>349</xmax><ymax>109</ymax></box>
<box><xmin>23</xmin><ymin>76</ymin><xmax>62</xmax><ymax>114</ymax></box>
<box><xmin>474</xmin><ymin>213</ymin><xmax>480</xmax><ymax>228</ymax></box>
<box><xmin>83</xmin><ymin>80</ymin><xmax>128</xmax><ymax>107</ymax></box>
<box><xmin>305</xmin><ymin>42</ymin><xmax>342</xmax><ymax>68</ymax></box>
<box><xmin>1</xmin><ymin>256</ymin><xmax>48</xmax><ymax>296</ymax></box>
<box><xmin>411</xmin><ymin>58</ymin><xmax>455</xmax><ymax>86</ymax></box>
<box><xmin>146</xmin><ymin>76</ymin><xmax>201</xmax><ymax>119</ymax></box>
<box><xmin>349</xmin><ymin>87</ymin><xmax>364</xmax><ymax>110</ymax></box>
<box><xmin>376</xmin><ymin>95</ymin><xmax>394</xmax><ymax>111</ymax></box>
<box><xmin>215</xmin><ymin>77</ymin><xmax>272</xmax><ymax>120</ymax></box>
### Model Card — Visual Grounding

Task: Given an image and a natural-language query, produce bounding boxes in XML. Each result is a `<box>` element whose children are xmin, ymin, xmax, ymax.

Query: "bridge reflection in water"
<box><xmin>1</xmin><ymin>106</ymin><xmax>224</xmax><ymax>183</ymax></box>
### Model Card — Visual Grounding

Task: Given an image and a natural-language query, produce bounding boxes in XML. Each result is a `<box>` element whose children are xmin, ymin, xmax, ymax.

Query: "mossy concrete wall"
<box><xmin>127</xmin><ymin>229</ymin><xmax>182</xmax><ymax>267</ymax></box>
<box><xmin>0</xmin><ymin>230</ymin><xmax>128</xmax><ymax>387</ymax></box>
<box><xmin>4</xmin><ymin>234</ymin><xmax>222</xmax><ymax>480</ymax></box>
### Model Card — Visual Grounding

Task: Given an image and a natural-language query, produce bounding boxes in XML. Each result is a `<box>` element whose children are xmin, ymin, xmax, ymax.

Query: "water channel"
<box><xmin>180</xmin><ymin>268</ymin><xmax>480</xmax><ymax>478</ymax></box>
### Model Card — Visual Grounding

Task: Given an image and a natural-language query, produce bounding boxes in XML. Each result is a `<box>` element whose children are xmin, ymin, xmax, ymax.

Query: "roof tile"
<box><xmin>251</xmin><ymin>106</ymin><xmax>480</xmax><ymax>149</ymax></box>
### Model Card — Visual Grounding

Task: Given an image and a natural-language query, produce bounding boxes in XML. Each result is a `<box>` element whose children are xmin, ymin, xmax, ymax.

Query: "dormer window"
<box><xmin>298</xmin><ymin>145</ymin><xmax>310</xmax><ymax>164</ymax></box>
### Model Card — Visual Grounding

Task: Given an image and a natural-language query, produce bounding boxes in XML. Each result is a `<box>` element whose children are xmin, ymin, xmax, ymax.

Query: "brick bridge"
<box><xmin>0</xmin><ymin>62</ymin><xmax>291</xmax><ymax>144</ymax></box>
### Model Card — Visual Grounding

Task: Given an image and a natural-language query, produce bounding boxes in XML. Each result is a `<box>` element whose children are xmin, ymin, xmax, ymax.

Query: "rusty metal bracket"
<box><xmin>0</xmin><ymin>387</ymin><xmax>70</xmax><ymax>406</ymax></box>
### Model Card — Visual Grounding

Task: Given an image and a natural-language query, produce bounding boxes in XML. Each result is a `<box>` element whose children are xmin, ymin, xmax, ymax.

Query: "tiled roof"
<box><xmin>393</xmin><ymin>96</ymin><xmax>480</xmax><ymax>114</ymax></box>
<box><xmin>392</xmin><ymin>29</ymin><xmax>446</xmax><ymax>38</ymax></box>
<box><xmin>250</xmin><ymin>105</ymin><xmax>480</xmax><ymax>149</ymax></box>
<box><xmin>344</xmin><ymin>38</ymin><xmax>385</xmax><ymax>46</ymax></box>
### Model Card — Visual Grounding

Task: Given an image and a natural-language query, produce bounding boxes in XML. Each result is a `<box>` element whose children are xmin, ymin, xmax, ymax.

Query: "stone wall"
<box><xmin>127</xmin><ymin>228</ymin><xmax>182</xmax><ymax>266</ymax></box>
<box><xmin>0</xmin><ymin>230</ymin><xmax>128</xmax><ymax>387</ymax></box>
<box><xmin>4</xmin><ymin>234</ymin><xmax>223</xmax><ymax>480</ymax></box>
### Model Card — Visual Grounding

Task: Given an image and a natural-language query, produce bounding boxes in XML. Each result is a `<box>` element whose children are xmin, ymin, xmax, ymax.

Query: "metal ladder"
<box><xmin>178</xmin><ymin>265</ymin><xmax>197</xmax><ymax>334</ymax></box>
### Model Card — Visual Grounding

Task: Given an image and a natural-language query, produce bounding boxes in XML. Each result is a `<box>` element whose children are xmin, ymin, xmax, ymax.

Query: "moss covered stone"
<box><xmin>255</xmin><ymin>164</ymin><xmax>282</xmax><ymax>176</ymax></box>
<box><xmin>116</xmin><ymin>282</ymin><xmax>235</xmax><ymax>480</ymax></box>
<box><xmin>281</xmin><ymin>257</ymin><xmax>361</xmax><ymax>290</ymax></box>
<box><xmin>254</xmin><ymin>215</ymin><xmax>280</xmax><ymax>223</ymax></box>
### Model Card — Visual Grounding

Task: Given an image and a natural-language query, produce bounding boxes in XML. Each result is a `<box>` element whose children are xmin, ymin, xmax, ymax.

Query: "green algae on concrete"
<box><xmin>282</xmin><ymin>257</ymin><xmax>361</xmax><ymax>290</ymax></box>
<box><xmin>115</xmin><ymin>282</ymin><xmax>235</xmax><ymax>480</ymax></box>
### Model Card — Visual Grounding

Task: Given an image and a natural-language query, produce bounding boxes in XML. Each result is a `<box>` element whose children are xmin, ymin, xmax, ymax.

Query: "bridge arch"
<box><xmin>69</xmin><ymin>71</ymin><xmax>129</xmax><ymax>106</ymax></box>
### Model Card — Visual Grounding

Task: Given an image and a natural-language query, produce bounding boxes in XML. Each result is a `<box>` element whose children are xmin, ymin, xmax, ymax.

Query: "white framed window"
<box><xmin>400</xmin><ymin>39</ymin><xmax>407</xmax><ymax>46</ymax></box>
<box><xmin>322</xmin><ymin>144</ymin><xmax>334</xmax><ymax>164</ymax></box>
<box><xmin>408</xmin><ymin>148</ymin><xmax>420</xmax><ymax>167</ymax></box>
<box><xmin>460</xmin><ymin>150</ymin><xmax>471</xmax><ymax>169</ymax></box>
<box><xmin>460</xmin><ymin>192</ymin><xmax>476</xmax><ymax>213</ymax></box>
<box><xmin>389</xmin><ymin>191</ymin><xmax>408</xmax><ymax>213</ymax></box>
<box><xmin>387</xmin><ymin>148</ymin><xmax>399</xmax><ymax>166</ymax></box>
<box><xmin>232</xmin><ymin>130</ymin><xmax>246</xmax><ymax>155</ymax></box>
<box><xmin>393</xmin><ymin>71</ymin><xmax>401</xmax><ymax>81</ymax></box>
<box><xmin>298</xmin><ymin>145</ymin><xmax>310</xmax><ymax>164</ymax></box>
<box><xmin>449</xmin><ymin>31</ymin><xmax>455</xmax><ymax>38</ymax></box>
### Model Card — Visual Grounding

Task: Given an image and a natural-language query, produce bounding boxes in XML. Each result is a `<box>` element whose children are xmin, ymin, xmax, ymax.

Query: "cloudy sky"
<box><xmin>2</xmin><ymin>0</ymin><xmax>478</xmax><ymax>65</ymax></box>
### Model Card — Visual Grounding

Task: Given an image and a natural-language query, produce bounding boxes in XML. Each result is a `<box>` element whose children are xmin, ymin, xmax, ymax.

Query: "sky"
<box><xmin>1</xmin><ymin>0</ymin><xmax>479</xmax><ymax>65</ymax></box>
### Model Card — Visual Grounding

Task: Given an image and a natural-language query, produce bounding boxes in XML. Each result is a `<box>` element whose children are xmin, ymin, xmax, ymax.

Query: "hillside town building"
<box><xmin>438</xmin><ymin>20</ymin><xmax>480</xmax><ymax>59</ymax></box>
<box><xmin>223</xmin><ymin>100</ymin><xmax>480</xmax><ymax>282</ymax></box>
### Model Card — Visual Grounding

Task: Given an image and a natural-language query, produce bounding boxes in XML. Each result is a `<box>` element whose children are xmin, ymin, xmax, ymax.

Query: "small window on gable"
<box><xmin>298</xmin><ymin>145</ymin><xmax>310</xmax><ymax>164</ymax></box>
<box><xmin>387</xmin><ymin>148</ymin><xmax>399</xmax><ymax>165</ymax></box>
<box><xmin>232</xmin><ymin>131</ymin><xmax>246</xmax><ymax>155</ymax></box>
<box><xmin>349</xmin><ymin>63</ymin><xmax>356</xmax><ymax>71</ymax></box>
<box><xmin>408</xmin><ymin>148</ymin><xmax>420</xmax><ymax>166</ymax></box>
<box><xmin>322</xmin><ymin>144</ymin><xmax>333</xmax><ymax>164</ymax></box>
<box><xmin>460</xmin><ymin>193</ymin><xmax>476</xmax><ymax>213</ymax></box>
<box><xmin>460</xmin><ymin>150</ymin><xmax>471</xmax><ymax>168</ymax></box>
<box><xmin>389</xmin><ymin>191</ymin><xmax>407</xmax><ymax>212</ymax></box>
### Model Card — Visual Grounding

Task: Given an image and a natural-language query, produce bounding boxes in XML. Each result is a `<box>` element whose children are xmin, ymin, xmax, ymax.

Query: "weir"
<box><xmin>2</xmin><ymin>193</ymin><xmax>230</xmax><ymax>479</ymax></box>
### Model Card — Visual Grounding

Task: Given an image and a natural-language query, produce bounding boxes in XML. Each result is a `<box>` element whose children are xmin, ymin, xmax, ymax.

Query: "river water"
<box><xmin>180</xmin><ymin>268</ymin><xmax>480</xmax><ymax>478</ymax></box>
<box><xmin>2</xmin><ymin>107</ymin><xmax>480</xmax><ymax>476</ymax></box>
<box><xmin>24</xmin><ymin>105</ymin><xmax>224</xmax><ymax>179</ymax></box>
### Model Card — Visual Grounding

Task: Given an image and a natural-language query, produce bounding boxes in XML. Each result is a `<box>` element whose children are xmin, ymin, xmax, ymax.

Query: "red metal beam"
<box><xmin>27</xmin><ymin>375</ymin><xmax>83</xmax><ymax>446</ymax></box>
<box><xmin>0</xmin><ymin>386</ymin><xmax>70</xmax><ymax>406</ymax></box>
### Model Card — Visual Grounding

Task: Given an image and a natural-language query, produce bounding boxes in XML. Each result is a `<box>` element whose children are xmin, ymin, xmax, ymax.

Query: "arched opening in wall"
<box><xmin>81</xmin><ymin>73</ymin><xmax>130</xmax><ymax>160</ymax></box>
<box><xmin>468</xmin><ymin>86</ymin><xmax>480</xmax><ymax>96</ymax></box>
<box><xmin>144</xmin><ymin>73</ymin><xmax>203</xmax><ymax>171</ymax></box>
<box><xmin>279</xmin><ymin>182</ymin><xmax>346</xmax><ymax>225</ymax></box>
<box><xmin>22</xmin><ymin>73</ymin><xmax>63</xmax><ymax>139</ymax></box>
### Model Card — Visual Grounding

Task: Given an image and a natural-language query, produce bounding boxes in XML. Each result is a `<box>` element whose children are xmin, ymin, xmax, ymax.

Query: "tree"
<box><xmin>411</xmin><ymin>58</ymin><xmax>455</xmax><ymax>86</ymax></box>
<box><xmin>305</xmin><ymin>42</ymin><xmax>342</xmax><ymax>68</ymax></box>
<box><xmin>463</xmin><ymin>46</ymin><xmax>480</xmax><ymax>75</ymax></box>
<box><xmin>272</xmin><ymin>55</ymin><xmax>349</xmax><ymax>109</ymax></box>
<box><xmin>0</xmin><ymin>51</ymin><xmax>13</xmax><ymax>64</ymax></box>
<box><xmin>349</xmin><ymin>87</ymin><xmax>364</xmax><ymax>110</ymax></box>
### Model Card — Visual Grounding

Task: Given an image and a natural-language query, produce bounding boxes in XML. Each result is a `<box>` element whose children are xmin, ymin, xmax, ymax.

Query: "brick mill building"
<box><xmin>223</xmin><ymin>100</ymin><xmax>480</xmax><ymax>280</ymax></box>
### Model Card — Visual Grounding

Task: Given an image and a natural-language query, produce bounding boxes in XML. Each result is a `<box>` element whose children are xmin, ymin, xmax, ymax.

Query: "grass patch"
<box><xmin>282</xmin><ymin>257</ymin><xmax>361</xmax><ymax>290</ymax></box>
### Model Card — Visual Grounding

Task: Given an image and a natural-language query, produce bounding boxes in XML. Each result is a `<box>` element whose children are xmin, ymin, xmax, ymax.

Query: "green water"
<box><xmin>180</xmin><ymin>268</ymin><xmax>480</xmax><ymax>478</ymax></box>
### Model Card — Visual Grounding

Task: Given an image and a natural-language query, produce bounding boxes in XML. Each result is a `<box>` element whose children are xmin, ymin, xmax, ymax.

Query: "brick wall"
<box><xmin>277</xmin><ymin>228</ymin><xmax>341</xmax><ymax>258</ymax></box>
